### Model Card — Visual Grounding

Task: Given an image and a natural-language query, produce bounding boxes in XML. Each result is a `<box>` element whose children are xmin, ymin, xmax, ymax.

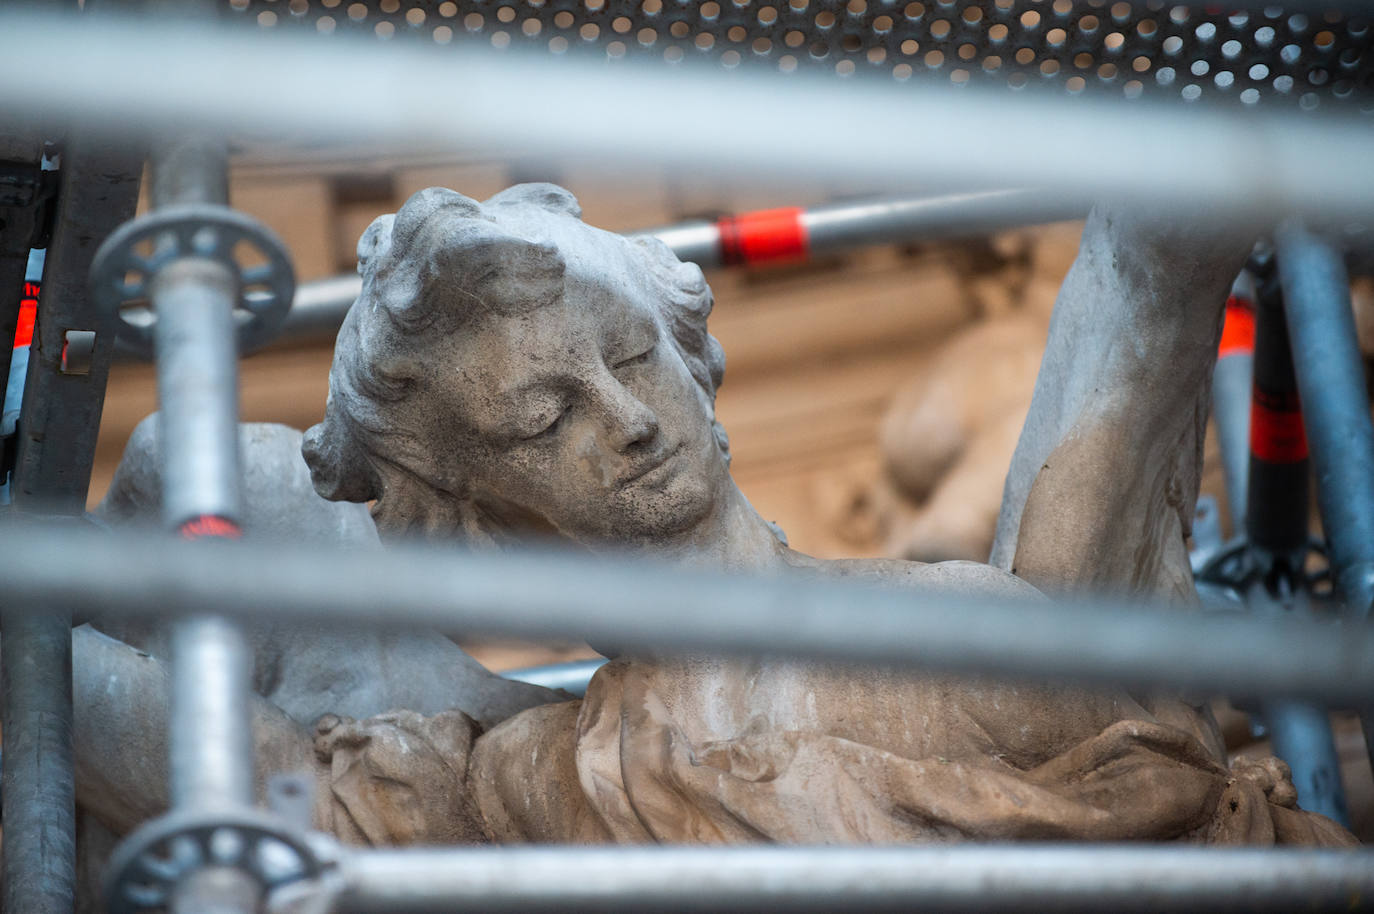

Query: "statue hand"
<box><xmin>312</xmin><ymin>709</ymin><xmax>487</xmax><ymax>845</ymax></box>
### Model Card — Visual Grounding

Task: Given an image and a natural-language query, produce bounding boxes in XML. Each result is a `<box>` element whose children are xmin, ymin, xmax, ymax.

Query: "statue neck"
<box><xmin>617</xmin><ymin>479</ymin><xmax>792</xmax><ymax>574</ymax></box>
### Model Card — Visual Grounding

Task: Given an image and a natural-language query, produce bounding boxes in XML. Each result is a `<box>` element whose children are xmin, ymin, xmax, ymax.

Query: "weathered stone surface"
<box><xmin>990</xmin><ymin>205</ymin><xmax>1254</xmax><ymax>602</ymax></box>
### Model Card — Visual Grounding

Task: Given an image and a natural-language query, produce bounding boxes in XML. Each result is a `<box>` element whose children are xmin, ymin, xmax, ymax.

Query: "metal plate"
<box><xmin>230</xmin><ymin>0</ymin><xmax>1372</xmax><ymax>113</ymax></box>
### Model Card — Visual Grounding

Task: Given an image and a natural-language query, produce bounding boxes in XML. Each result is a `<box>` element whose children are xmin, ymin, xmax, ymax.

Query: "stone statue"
<box><xmin>296</xmin><ymin>185</ymin><xmax>1351</xmax><ymax>846</ymax></box>
<box><xmin>68</xmin><ymin>185</ymin><xmax>1355</xmax><ymax>852</ymax></box>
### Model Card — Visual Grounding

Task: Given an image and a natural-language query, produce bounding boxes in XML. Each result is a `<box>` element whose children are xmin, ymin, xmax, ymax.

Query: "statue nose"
<box><xmin>610</xmin><ymin>399</ymin><xmax>660</xmax><ymax>453</ymax></box>
<box><xmin>594</xmin><ymin>378</ymin><xmax>660</xmax><ymax>453</ymax></box>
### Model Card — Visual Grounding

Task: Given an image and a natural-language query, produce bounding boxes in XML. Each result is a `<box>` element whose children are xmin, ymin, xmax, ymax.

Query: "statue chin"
<box><xmin>580</xmin><ymin>474</ymin><xmax>721</xmax><ymax>544</ymax></box>
<box><xmin>465</xmin><ymin>447</ymin><xmax>723</xmax><ymax>547</ymax></box>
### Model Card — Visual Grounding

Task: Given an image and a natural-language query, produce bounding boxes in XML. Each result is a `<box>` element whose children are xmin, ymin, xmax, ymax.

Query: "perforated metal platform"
<box><xmin>231</xmin><ymin>0</ymin><xmax>1371</xmax><ymax>113</ymax></box>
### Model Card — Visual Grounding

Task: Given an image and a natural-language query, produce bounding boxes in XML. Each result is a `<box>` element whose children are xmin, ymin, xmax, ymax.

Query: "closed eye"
<box><xmin>520</xmin><ymin>405</ymin><xmax>570</xmax><ymax>441</ymax></box>
<box><xmin>613</xmin><ymin>342</ymin><xmax>656</xmax><ymax>370</ymax></box>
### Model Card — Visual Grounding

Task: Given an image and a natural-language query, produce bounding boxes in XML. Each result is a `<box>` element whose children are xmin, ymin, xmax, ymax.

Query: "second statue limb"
<box><xmin>990</xmin><ymin>201</ymin><xmax>1259</xmax><ymax>600</ymax></box>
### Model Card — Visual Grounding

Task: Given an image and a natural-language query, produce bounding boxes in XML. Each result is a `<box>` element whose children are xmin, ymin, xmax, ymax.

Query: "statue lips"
<box><xmin>617</xmin><ymin>441</ymin><xmax>683</xmax><ymax>489</ymax></box>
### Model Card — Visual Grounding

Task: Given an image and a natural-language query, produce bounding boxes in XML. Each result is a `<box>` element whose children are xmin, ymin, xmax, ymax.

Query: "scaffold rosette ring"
<box><xmin>89</xmin><ymin>204</ymin><xmax>296</xmax><ymax>358</ymax></box>
<box><xmin>102</xmin><ymin>807</ymin><xmax>329</xmax><ymax>914</ymax></box>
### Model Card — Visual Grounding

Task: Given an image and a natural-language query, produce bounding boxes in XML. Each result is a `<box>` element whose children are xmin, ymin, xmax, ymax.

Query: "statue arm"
<box><xmin>72</xmin><ymin>625</ymin><xmax>323</xmax><ymax>835</ymax></box>
<box><xmin>73</xmin><ymin>624</ymin><xmax>488</xmax><ymax>846</ymax></box>
<box><xmin>991</xmin><ymin>203</ymin><xmax>1258</xmax><ymax>599</ymax></box>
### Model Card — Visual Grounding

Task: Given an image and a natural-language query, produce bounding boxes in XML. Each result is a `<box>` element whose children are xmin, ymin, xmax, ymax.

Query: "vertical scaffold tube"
<box><xmin>150</xmin><ymin>257</ymin><xmax>242</xmax><ymax>536</ymax></box>
<box><xmin>1245</xmin><ymin>286</ymin><xmax>1309</xmax><ymax>558</ymax></box>
<box><xmin>148</xmin><ymin>134</ymin><xmax>260</xmax><ymax>912</ymax></box>
<box><xmin>1276</xmin><ymin>219</ymin><xmax>1374</xmax><ymax>770</ymax></box>
<box><xmin>1</xmin><ymin>606</ymin><xmax>75</xmax><ymax>914</ymax></box>
<box><xmin>1212</xmin><ymin>284</ymin><xmax>1255</xmax><ymax>532</ymax></box>
<box><xmin>1246</xmin><ymin>275</ymin><xmax>1348</xmax><ymax>827</ymax></box>
<box><xmin>1276</xmin><ymin>222</ymin><xmax>1374</xmax><ymax>620</ymax></box>
<box><xmin>4</xmin><ymin>133</ymin><xmax>143</xmax><ymax>914</ymax></box>
<box><xmin>168</xmin><ymin>614</ymin><xmax>254</xmax><ymax>811</ymax></box>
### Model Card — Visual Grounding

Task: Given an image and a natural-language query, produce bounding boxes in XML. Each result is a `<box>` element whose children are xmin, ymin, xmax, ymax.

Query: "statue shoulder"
<box><xmin>811</xmin><ymin>556</ymin><xmax>1045</xmax><ymax>601</ymax></box>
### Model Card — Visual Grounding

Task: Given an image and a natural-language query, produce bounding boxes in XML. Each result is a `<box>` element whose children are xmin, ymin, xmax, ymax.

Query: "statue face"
<box><xmin>419</xmin><ymin>270</ymin><xmax>727</xmax><ymax>542</ymax></box>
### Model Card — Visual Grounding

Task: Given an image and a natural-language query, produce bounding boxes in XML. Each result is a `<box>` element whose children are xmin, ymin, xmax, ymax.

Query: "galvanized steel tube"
<box><xmin>147</xmin><ymin>137</ymin><xmax>256</xmax><ymax>821</ymax></box>
<box><xmin>330</xmin><ymin>845</ymin><xmax>1374</xmax><ymax>913</ymax></box>
<box><xmin>167</xmin><ymin>616</ymin><xmax>254</xmax><ymax>810</ymax></box>
<box><xmin>1</xmin><ymin>606</ymin><xmax>75</xmax><ymax>914</ymax></box>
<box><xmin>1277</xmin><ymin>221</ymin><xmax>1374</xmax><ymax>620</ymax></box>
<box><xmin>1276</xmin><ymin>219</ymin><xmax>1374</xmax><ymax>769</ymax></box>
<box><xmin>501</xmin><ymin>658</ymin><xmax>607</xmax><ymax>697</ymax></box>
<box><xmin>1211</xmin><ymin>353</ymin><xmax>1252</xmax><ymax>530</ymax></box>
<box><xmin>151</xmin><ymin>134</ymin><xmax>228</xmax><ymax>211</ymax></box>
<box><xmin>1243</xmin><ymin>273</ymin><xmax>1348</xmax><ymax>825</ymax></box>
<box><xmin>0</xmin><ymin>524</ymin><xmax>1372</xmax><ymax>706</ymax></box>
<box><xmin>204</xmin><ymin>188</ymin><xmax>1089</xmax><ymax>353</ymax></box>
<box><xmin>798</xmin><ymin>188</ymin><xmax>1086</xmax><ymax>254</ymax></box>
<box><xmin>1265</xmin><ymin>699</ymin><xmax>1349</xmax><ymax>826</ymax></box>
<box><xmin>5</xmin><ymin>12</ymin><xmax>1374</xmax><ymax>218</ymax></box>
<box><xmin>639</xmin><ymin>188</ymin><xmax>1087</xmax><ymax>271</ymax></box>
<box><xmin>1211</xmin><ymin>275</ymin><xmax>1257</xmax><ymax>531</ymax></box>
<box><xmin>270</xmin><ymin>272</ymin><xmax>363</xmax><ymax>347</ymax></box>
<box><xmin>150</xmin><ymin>258</ymin><xmax>243</xmax><ymax>528</ymax></box>
<box><xmin>647</xmin><ymin>220</ymin><xmax>720</xmax><ymax>268</ymax></box>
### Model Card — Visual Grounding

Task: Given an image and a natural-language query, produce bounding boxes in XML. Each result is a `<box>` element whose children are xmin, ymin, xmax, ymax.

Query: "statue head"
<box><xmin>303</xmin><ymin>184</ymin><xmax>731</xmax><ymax>546</ymax></box>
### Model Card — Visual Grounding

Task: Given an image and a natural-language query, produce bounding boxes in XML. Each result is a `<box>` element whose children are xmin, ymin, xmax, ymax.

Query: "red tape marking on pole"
<box><xmin>13</xmin><ymin>282</ymin><xmax>39</xmax><ymax>348</ymax></box>
<box><xmin>717</xmin><ymin>207</ymin><xmax>809</xmax><ymax>267</ymax></box>
<box><xmin>179</xmin><ymin>515</ymin><xmax>242</xmax><ymax>541</ymax></box>
<box><xmin>1218</xmin><ymin>295</ymin><xmax>1255</xmax><ymax>359</ymax></box>
<box><xmin>1251</xmin><ymin>387</ymin><xmax>1309</xmax><ymax>464</ymax></box>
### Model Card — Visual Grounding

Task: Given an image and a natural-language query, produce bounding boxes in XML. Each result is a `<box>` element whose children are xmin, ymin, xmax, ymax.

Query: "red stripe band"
<box><xmin>717</xmin><ymin>207</ymin><xmax>809</xmax><ymax>267</ymax></box>
<box><xmin>179</xmin><ymin>515</ymin><xmax>243</xmax><ymax>541</ymax></box>
<box><xmin>1250</xmin><ymin>388</ymin><xmax>1308</xmax><ymax>464</ymax></box>
<box><xmin>14</xmin><ymin>282</ymin><xmax>39</xmax><ymax>349</ymax></box>
<box><xmin>1217</xmin><ymin>296</ymin><xmax>1255</xmax><ymax>359</ymax></box>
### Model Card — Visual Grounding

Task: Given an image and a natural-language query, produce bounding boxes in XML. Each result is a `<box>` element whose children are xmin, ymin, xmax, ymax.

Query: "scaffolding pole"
<box><xmin>1</xmin><ymin>133</ymin><xmax>142</xmax><ymax>914</ymax></box>
<box><xmin>223</xmin><ymin>187</ymin><xmax>1089</xmax><ymax>352</ymax></box>
<box><xmin>2</xmin><ymin>12</ymin><xmax>1372</xmax><ymax>218</ymax></box>
<box><xmin>1277</xmin><ymin>220</ymin><xmax>1374</xmax><ymax>769</ymax></box>
<box><xmin>0</xmin><ymin>523</ymin><xmax>1370</xmax><ymax>706</ymax></box>
<box><xmin>1278</xmin><ymin>222</ymin><xmax>1374</xmax><ymax>620</ymax></box>
<box><xmin>146</xmin><ymin>130</ymin><xmax>260</xmax><ymax>914</ymax></box>
<box><xmin>323</xmin><ymin>845</ymin><xmax>1374</xmax><ymax>913</ymax></box>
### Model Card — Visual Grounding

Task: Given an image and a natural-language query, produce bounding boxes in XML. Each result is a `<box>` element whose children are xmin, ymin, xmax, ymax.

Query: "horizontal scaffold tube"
<box><xmin>110</xmin><ymin>188</ymin><xmax>1083</xmax><ymax>356</ymax></box>
<box><xmin>0</xmin><ymin>523</ymin><xmax>1370</xmax><ymax>705</ymax></box>
<box><xmin>2</xmin><ymin>12</ymin><xmax>1371</xmax><ymax>220</ymax></box>
<box><xmin>328</xmin><ymin>845</ymin><xmax>1374</xmax><ymax>913</ymax></box>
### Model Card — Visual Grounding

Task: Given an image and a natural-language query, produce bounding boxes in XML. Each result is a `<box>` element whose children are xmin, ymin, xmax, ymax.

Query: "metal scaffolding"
<box><xmin>2</xmin><ymin>523</ymin><xmax>1373</xmax><ymax>704</ymax></box>
<box><xmin>0</xmin><ymin>0</ymin><xmax>1371</xmax><ymax>911</ymax></box>
<box><xmin>324</xmin><ymin>845</ymin><xmax>1374</xmax><ymax>912</ymax></box>
<box><xmin>137</xmin><ymin>187</ymin><xmax>1094</xmax><ymax>353</ymax></box>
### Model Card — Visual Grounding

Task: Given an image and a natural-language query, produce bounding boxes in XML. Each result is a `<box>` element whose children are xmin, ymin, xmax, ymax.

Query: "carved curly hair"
<box><xmin>302</xmin><ymin>183</ymin><xmax>728</xmax><ymax>541</ymax></box>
